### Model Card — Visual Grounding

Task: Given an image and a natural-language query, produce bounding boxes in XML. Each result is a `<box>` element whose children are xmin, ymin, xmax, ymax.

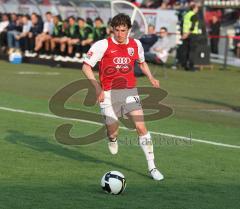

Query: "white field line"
<box><xmin>0</xmin><ymin>106</ymin><xmax>239</xmax><ymax>149</ymax></box>
<box><xmin>18</xmin><ymin>71</ymin><xmax>60</xmax><ymax>75</ymax></box>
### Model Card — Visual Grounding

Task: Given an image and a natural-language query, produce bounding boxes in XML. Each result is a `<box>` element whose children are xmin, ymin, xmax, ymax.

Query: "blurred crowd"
<box><xmin>0</xmin><ymin>1</ymin><xmax>240</xmax><ymax>66</ymax></box>
<box><xmin>0</xmin><ymin>12</ymin><xmax>109</xmax><ymax>62</ymax></box>
<box><xmin>129</xmin><ymin>0</ymin><xmax>197</xmax><ymax>9</ymax></box>
<box><xmin>0</xmin><ymin>11</ymin><xmax>172</xmax><ymax>64</ymax></box>
<box><xmin>130</xmin><ymin>0</ymin><xmax>240</xmax><ymax>10</ymax></box>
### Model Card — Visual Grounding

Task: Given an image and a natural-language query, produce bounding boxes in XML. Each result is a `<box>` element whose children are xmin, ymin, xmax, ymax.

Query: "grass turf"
<box><xmin>0</xmin><ymin>60</ymin><xmax>239</xmax><ymax>209</ymax></box>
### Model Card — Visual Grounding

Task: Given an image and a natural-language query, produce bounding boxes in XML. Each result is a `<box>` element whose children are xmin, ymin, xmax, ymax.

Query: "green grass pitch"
<box><xmin>0</xmin><ymin>60</ymin><xmax>239</xmax><ymax>209</ymax></box>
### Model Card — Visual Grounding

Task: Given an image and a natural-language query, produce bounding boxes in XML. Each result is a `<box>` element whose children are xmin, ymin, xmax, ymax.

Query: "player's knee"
<box><xmin>136</xmin><ymin>124</ymin><xmax>147</xmax><ymax>136</ymax></box>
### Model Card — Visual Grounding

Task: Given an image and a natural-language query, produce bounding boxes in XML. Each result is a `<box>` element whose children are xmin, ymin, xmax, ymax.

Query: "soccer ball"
<box><xmin>101</xmin><ymin>171</ymin><xmax>126</xmax><ymax>195</ymax></box>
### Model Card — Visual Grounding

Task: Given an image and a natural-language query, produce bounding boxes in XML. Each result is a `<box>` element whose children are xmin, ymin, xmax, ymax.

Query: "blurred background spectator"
<box><xmin>145</xmin><ymin>27</ymin><xmax>170</xmax><ymax>64</ymax></box>
<box><xmin>0</xmin><ymin>13</ymin><xmax>9</xmax><ymax>52</ymax></box>
<box><xmin>15</xmin><ymin>14</ymin><xmax>31</xmax><ymax>52</ymax></box>
<box><xmin>233</xmin><ymin>16</ymin><xmax>240</xmax><ymax>58</ymax></box>
<box><xmin>7</xmin><ymin>13</ymin><xmax>22</xmax><ymax>54</ymax></box>
<box><xmin>209</xmin><ymin>15</ymin><xmax>221</xmax><ymax>54</ymax></box>
<box><xmin>139</xmin><ymin>24</ymin><xmax>158</xmax><ymax>52</ymax></box>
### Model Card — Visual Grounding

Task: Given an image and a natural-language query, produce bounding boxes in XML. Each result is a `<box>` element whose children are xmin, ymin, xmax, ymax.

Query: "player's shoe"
<box><xmin>108</xmin><ymin>139</ymin><xmax>118</xmax><ymax>155</ymax></box>
<box><xmin>150</xmin><ymin>168</ymin><xmax>164</xmax><ymax>181</ymax></box>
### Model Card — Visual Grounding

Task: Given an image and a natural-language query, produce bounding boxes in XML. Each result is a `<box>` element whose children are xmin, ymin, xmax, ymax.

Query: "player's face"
<box><xmin>46</xmin><ymin>14</ymin><xmax>52</xmax><ymax>22</ymax></box>
<box><xmin>53</xmin><ymin>16</ymin><xmax>58</xmax><ymax>24</ymax></box>
<box><xmin>113</xmin><ymin>25</ymin><xmax>129</xmax><ymax>44</ymax></box>
<box><xmin>95</xmin><ymin>20</ymin><xmax>102</xmax><ymax>28</ymax></box>
<box><xmin>78</xmin><ymin>20</ymin><xmax>85</xmax><ymax>28</ymax></box>
<box><xmin>69</xmin><ymin>18</ymin><xmax>75</xmax><ymax>26</ymax></box>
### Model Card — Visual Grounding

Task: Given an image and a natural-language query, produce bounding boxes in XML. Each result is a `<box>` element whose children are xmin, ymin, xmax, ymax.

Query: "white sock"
<box><xmin>139</xmin><ymin>132</ymin><xmax>156</xmax><ymax>171</ymax></box>
<box><xmin>109</xmin><ymin>137</ymin><xmax>117</xmax><ymax>142</ymax></box>
<box><xmin>147</xmin><ymin>160</ymin><xmax>156</xmax><ymax>171</ymax></box>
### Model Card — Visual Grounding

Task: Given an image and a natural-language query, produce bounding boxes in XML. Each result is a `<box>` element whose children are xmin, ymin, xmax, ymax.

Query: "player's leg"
<box><xmin>100</xmin><ymin>91</ymin><xmax>120</xmax><ymax>155</ymax></box>
<box><xmin>67</xmin><ymin>38</ymin><xmax>73</xmax><ymax>55</ymax></box>
<box><xmin>51</xmin><ymin>37</ymin><xmax>61</xmax><ymax>59</ymax></box>
<box><xmin>128</xmin><ymin>108</ymin><xmax>164</xmax><ymax>181</ymax></box>
<box><xmin>60</xmin><ymin>37</ymin><xmax>68</xmax><ymax>54</ymax></box>
<box><xmin>105</xmin><ymin>121</ymin><xmax>119</xmax><ymax>155</ymax></box>
<box><xmin>42</xmin><ymin>35</ymin><xmax>51</xmax><ymax>58</ymax></box>
<box><xmin>68</xmin><ymin>39</ymin><xmax>79</xmax><ymax>58</ymax></box>
<box><xmin>34</xmin><ymin>34</ymin><xmax>43</xmax><ymax>51</ymax></box>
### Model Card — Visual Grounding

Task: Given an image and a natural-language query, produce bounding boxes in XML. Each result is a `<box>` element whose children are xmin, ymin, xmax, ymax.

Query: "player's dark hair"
<box><xmin>77</xmin><ymin>17</ymin><xmax>85</xmax><ymax>22</ymax></box>
<box><xmin>189</xmin><ymin>3</ymin><xmax>199</xmax><ymax>11</ymax></box>
<box><xmin>23</xmin><ymin>14</ymin><xmax>30</xmax><ymax>20</ymax></box>
<box><xmin>160</xmin><ymin>27</ymin><xmax>168</xmax><ymax>32</ymax></box>
<box><xmin>110</xmin><ymin>13</ymin><xmax>132</xmax><ymax>29</ymax></box>
<box><xmin>57</xmin><ymin>15</ymin><xmax>62</xmax><ymax>21</ymax></box>
<box><xmin>95</xmin><ymin>17</ymin><xmax>103</xmax><ymax>23</ymax></box>
<box><xmin>148</xmin><ymin>24</ymin><xmax>155</xmax><ymax>29</ymax></box>
<box><xmin>54</xmin><ymin>15</ymin><xmax>61</xmax><ymax>21</ymax></box>
<box><xmin>68</xmin><ymin>16</ymin><xmax>75</xmax><ymax>21</ymax></box>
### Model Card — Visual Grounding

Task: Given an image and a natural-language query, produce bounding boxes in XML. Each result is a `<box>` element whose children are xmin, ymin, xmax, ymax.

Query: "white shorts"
<box><xmin>99</xmin><ymin>88</ymin><xmax>142</xmax><ymax>125</ymax></box>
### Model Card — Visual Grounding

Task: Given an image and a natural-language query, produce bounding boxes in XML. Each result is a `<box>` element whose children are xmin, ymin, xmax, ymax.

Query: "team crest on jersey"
<box><xmin>127</xmin><ymin>47</ymin><xmax>134</xmax><ymax>56</ymax></box>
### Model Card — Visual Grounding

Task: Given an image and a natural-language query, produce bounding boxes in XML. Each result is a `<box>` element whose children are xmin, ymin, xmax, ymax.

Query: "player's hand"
<box><xmin>96</xmin><ymin>88</ymin><xmax>104</xmax><ymax>103</ymax></box>
<box><xmin>150</xmin><ymin>77</ymin><xmax>160</xmax><ymax>88</ymax></box>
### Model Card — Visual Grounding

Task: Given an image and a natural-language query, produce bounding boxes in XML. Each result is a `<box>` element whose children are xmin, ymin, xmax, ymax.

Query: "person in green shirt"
<box><xmin>50</xmin><ymin>15</ymin><xmax>62</xmax><ymax>57</ymax></box>
<box><xmin>93</xmin><ymin>17</ymin><xmax>107</xmax><ymax>41</ymax></box>
<box><xmin>76</xmin><ymin>17</ymin><xmax>94</xmax><ymax>58</ymax></box>
<box><xmin>52</xmin><ymin>18</ymin><xmax>71</xmax><ymax>61</ymax></box>
<box><xmin>65</xmin><ymin>16</ymin><xmax>79</xmax><ymax>59</ymax></box>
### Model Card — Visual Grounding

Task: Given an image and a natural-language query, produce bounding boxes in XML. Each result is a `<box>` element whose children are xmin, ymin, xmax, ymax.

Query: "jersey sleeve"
<box><xmin>83</xmin><ymin>39</ymin><xmax>108</xmax><ymax>67</ymax></box>
<box><xmin>134</xmin><ymin>39</ymin><xmax>145</xmax><ymax>63</ymax></box>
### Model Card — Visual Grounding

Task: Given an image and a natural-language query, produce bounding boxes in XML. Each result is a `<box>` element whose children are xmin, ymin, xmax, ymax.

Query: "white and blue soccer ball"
<box><xmin>101</xmin><ymin>171</ymin><xmax>126</xmax><ymax>195</ymax></box>
<box><xmin>9</xmin><ymin>51</ymin><xmax>22</xmax><ymax>64</ymax></box>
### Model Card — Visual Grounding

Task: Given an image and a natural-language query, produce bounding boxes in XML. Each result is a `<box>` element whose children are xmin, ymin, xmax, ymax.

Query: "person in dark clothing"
<box><xmin>7</xmin><ymin>13</ymin><xmax>23</xmax><ymax>52</ymax></box>
<box><xmin>93</xmin><ymin>17</ymin><xmax>107</xmax><ymax>42</ymax></box>
<box><xmin>0</xmin><ymin>13</ymin><xmax>10</xmax><ymax>52</ymax></box>
<box><xmin>209</xmin><ymin>15</ymin><xmax>220</xmax><ymax>54</ymax></box>
<box><xmin>25</xmin><ymin>13</ymin><xmax>43</xmax><ymax>56</ymax></box>
<box><xmin>139</xmin><ymin>24</ymin><xmax>158</xmax><ymax>52</ymax></box>
<box><xmin>86</xmin><ymin>17</ymin><xmax>93</xmax><ymax>27</ymax></box>
<box><xmin>64</xmin><ymin>16</ymin><xmax>78</xmax><ymax>58</ymax></box>
<box><xmin>180</xmin><ymin>3</ymin><xmax>201</xmax><ymax>71</ymax></box>
<box><xmin>74</xmin><ymin>17</ymin><xmax>93</xmax><ymax>58</ymax></box>
<box><xmin>234</xmin><ymin>17</ymin><xmax>240</xmax><ymax>58</ymax></box>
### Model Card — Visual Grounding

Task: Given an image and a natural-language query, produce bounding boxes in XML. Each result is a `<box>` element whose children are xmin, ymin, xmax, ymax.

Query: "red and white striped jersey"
<box><xmin>84</xmin><ymin>37</ymin><xmax>145</xmax><ymax>91</ymax></box>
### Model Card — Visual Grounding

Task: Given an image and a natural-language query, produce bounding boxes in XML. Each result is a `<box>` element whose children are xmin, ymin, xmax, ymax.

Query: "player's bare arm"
<box><xmin>138</xmin><ymin>62</ymin><xmax>160</xmax><ymax>88</ymax></box>
<box><xmin>82</xmin><ymin>63</ymin><xmax>104</xmax><ymax>103</ymax></box>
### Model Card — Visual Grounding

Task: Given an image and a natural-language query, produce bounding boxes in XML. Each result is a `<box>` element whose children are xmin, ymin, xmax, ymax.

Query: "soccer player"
<box><xmin>82</xmin><ymin>13</ymin><xmax>163</xmax><ymax>181</ymax></box>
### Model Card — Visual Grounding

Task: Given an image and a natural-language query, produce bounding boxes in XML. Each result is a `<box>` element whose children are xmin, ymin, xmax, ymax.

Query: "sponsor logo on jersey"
<box><xmin>127</xmin><ymin>47</ymin><xmax>134</xmax><ymax>56</ymax></box>
<box><xmin>110</xmin><ymin>50</ymin><xmax>118</xmax><ymax>53</ymax></box>
<box><xmin>113</xmin><ymin>57</ymin><xmax>131</xmax><ymax>65</ymax></box>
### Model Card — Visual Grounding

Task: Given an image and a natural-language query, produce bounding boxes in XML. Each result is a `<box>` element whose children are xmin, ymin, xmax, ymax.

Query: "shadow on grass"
<box><xmin>182</xmin><ymin>97</ymin><xmax>240</xmax><ymax>112</ymax></box>
<box><xmin>4</xmin><ymin>130</ymin><xmax>146</xmax><ymax>178</ymax></box>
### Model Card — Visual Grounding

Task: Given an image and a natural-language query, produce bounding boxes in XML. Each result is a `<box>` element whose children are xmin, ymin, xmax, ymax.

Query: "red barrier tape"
<box><xmin>208</xmin><ymin>35</ymin><xmax>240</xmax><ymax>40</ymax></box>
<box><xmin>162</xmin><ymin>32</ymin><xmax>240</xmax><ymax>40</ymax></box>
